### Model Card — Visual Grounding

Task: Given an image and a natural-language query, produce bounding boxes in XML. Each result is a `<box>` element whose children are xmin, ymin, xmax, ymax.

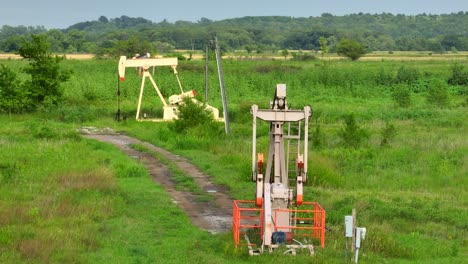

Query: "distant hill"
<box><xmin>1</xmin><ymin>12</ymin><xmax>467</xmax><ymax>55</ymax></box>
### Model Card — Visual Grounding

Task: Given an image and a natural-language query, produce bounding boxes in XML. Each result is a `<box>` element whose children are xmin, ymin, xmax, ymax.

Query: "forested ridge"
<box><xmin>1</xmin><ymin>12</ymin><xmax>467</xmax><ymax>56</ymax></box>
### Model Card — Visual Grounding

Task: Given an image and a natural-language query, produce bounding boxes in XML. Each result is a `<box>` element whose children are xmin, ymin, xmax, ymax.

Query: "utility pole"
<box><xmin>214</xmin><ymin>36</ymin><xmax>230</xmax><ymax>134</ymax></box>
<box><xmin>205</xmin><ymin>45</ymin><xmax>209</xmax><ymax>103</ymax></box>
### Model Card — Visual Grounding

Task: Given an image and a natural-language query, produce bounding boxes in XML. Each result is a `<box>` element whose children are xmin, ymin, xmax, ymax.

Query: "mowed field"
<box><xmin>0</xmin><ymin>54</ymin><xmax>467</xmax><ymax>263</ymax></box>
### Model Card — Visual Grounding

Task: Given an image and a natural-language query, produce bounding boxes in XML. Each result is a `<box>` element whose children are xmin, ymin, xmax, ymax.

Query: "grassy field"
<box><xmin>0</xmin><ymin>55</ymin><xmax>467</xmax><ymax>263</ymax></box>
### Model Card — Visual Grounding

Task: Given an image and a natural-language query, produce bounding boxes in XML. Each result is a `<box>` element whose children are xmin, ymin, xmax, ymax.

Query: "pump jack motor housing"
<box><xmin>232</xmin><ymin>84</ymin><xmax>326</xmax><ymax>256</ymax></box>
<box><xmin>118</xmin><ymin>55</ymin><xmax>222</xmax><ymax>122</ymax></box>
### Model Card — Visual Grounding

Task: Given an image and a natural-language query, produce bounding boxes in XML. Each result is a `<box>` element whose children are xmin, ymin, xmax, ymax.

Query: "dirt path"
<box><xmin>83</xmin><ymin>132</ymin><xmax>232</xmax><ymax>234</ymax></box>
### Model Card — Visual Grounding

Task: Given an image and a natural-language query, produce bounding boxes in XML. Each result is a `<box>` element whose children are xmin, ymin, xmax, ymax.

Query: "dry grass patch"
<box><xmin>17</xmin><ymin>238</ymin><xmax>57</xmax><ymax>262</ymax></box>
<box><xmin>0</xmin><ymin>206</ymin><xmax>29</xmax><ymax>225</ymax></box>
<box><xmin>56</xmin><ymin>167</ymin><xmax>117</xmax><ymax>192</ymax></box>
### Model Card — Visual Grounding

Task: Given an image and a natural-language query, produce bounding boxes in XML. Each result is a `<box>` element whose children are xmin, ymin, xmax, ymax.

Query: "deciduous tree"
<box><xmin>17</xmin><ymin>34</ymin><xmax>71</xmax><ymax>107</ymax></box>
<box><xmin>337</xmin><ymin>38</ymin><xmax>366</xmax><ymax>60</ymax></box>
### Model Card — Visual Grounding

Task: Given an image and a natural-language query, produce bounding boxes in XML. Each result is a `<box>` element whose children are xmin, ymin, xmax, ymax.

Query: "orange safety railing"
<box><xmin>233</xmin><ymin>200</ymin><xmax>326</xmax><ymax>248</ymax></box>
<box><xmin>233</xmin><ymin>200</ymin><xmax>263</xmax><ymax>246</ymax></box>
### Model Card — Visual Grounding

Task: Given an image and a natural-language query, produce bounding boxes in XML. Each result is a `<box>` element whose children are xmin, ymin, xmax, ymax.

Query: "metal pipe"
<box><xmin>303</xmin><ymin>106</ymin><xmax>311</xmax><ymax>182</ymax></box>
<box><xmin>172</xmin><ymin>66</ymin><xmax>184</xmax><ymax>93</ymax></box>
<box><xmin>136</xmin><ymin>74</ymin><xmax>146</xmax><ymax>120</ymax></box>
<box><xmin>251</xmin><ymin>105</ymin><xmax>258</xmax><ymax>181</ymax></box>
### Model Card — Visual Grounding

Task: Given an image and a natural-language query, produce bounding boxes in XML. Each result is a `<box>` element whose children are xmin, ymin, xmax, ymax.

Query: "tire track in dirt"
<box><xmin>83</xmin><ymin>133</ymin><xmax>232</xmax><ymax>234</ymax></box>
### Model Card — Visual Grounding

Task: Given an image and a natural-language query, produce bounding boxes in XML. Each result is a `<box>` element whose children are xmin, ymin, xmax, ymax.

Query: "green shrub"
<box><xmin>338</xmin><ymin>113</ymin><xmax>369</xmax><ymax>148</ymax></box>
<box><xmin>448</xmin><ymin>63</ymin><xmax>468</xmax><ymax>86</ymax></box>
<box><xmin>0</xmin><ymin>34</ymin><xmax>72</xmax><ymax>113</ymax></box>
<box><xmin>28</xmin><ymin>120</ymin><xmax>60</xmax><ymax>140</ymax></box>
<box><xmin>426</xmin><ymin>79</ymin><xmax>450</xmax><ymax>108</ymax></box>
<box><xmin>395</xmin><ymin>66</ymin><xmax>420</xmax><ymax>85</ymax></box>
<box><xmin>0</xmin><ymin>64</ymin><xmax>33</xmax><ymax>113</ymax></box>
<box><xmin>337</xmin><ymin>38</ymin><xmax>367</xmax><ymax>61</ymax></box>
<box><xmin>392</xmin><ymin>84</ymin><xmax>412</xmax><ymax>107</ymax></box>
<box><xmin>168</xmin><ymin>97</ymin><xmax>215</xmax><ymax>133</ymax></box>
<box><xmin>374</xmin><ymin>66</ymin><xmax>394</xmax><ymax>86</ymax></box>
<box><xmin>18</xmin><ymin>34</ymin><xmax>71</xmax><ymax>107</ymax></box>
<box><xmin>291</xmin><ymin>52</ymin><xmax>317</xmax><ymax>61</ymax></box>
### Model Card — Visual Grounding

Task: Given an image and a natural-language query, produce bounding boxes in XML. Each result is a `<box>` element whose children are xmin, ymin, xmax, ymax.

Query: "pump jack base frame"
<box><xmin>232</xmin><ymin>200</ymin><xmax>325</xmax><ymax>256</ymax></box>
<box><xmin>136</xmin><ymin>104</ymin><xmax>225</xmax><ymax>122</ymax></box>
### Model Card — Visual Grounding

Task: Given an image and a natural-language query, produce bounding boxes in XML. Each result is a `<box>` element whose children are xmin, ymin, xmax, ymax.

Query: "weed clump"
<box><xmin>380</xmin><ymin>121</ymin><xmax>397</xmax><ymax>147</ymax></box>
<box><xmin>311</xmin><ymin>112</ymin><xmax>324</xmax><ymax>148</ymax></box>
<box><xmin>0</xmin><ymin>163</ymin><xmax>20</xmax><ymax>183</ymax></box>
<box><xmin>392</xmin><ymin>85</ymin><xmax>412</xmax><ymax>107</ymax></box>
<box><xmin>448</xmin><ymin>63</ymin><xmax>468</xmax><ymax>86</ymax></box>
<box><xmin>338</xmin><ymin>113</ymin><xmax>369</xmax><ymax>148</ymax></box>
<box><xmin>395</xmin><ymin>66</ymin><xmax>420</xmax><ymax>85</ymax></box>
<box><xmin>291</xmin><ymin>52</ymin><xmax>317</xmax><ymax>61</ymax></box>
<box><xmin>426</xmin><ymin>79</ymin><xmax>450</xmax><ymax>108</ymax></box>
<box><xmin>374</xmin><ymin>66</ymin><xmax>394</xmax><ymax>86</ymax></box>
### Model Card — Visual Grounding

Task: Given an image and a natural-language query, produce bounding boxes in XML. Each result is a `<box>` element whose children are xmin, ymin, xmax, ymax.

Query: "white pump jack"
<box><xmin>251</xmin><ymin>84</ymin><xmax>312</xmax><ymax>251</ymax></box>
<box><xmin>232</xmin><ymin>84</ymin><xmax>326</xmax><ymax>255</ymax></box>
<box><xmin>118</xmin><ymin>55</ymin><xmax>221</xmax><ymax>121</ymax></box>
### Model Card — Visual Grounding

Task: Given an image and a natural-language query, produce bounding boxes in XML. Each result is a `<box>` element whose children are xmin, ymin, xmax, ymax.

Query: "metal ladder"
<box><xmin>286</xmin><ymin>121</ymin><xmax>302</xmax><ymax>228</ymax></box>
<box><xmin>285</xmin><ymin>121</ymin><xmax>302</xmax><ymax>180</ymax></box>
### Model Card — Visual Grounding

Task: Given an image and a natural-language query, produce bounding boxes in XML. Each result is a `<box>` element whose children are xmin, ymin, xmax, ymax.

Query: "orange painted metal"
<box><xmin>233</xmin><ymin>200</ymin><xmax>326</xmax><ymax>248</ymax></box>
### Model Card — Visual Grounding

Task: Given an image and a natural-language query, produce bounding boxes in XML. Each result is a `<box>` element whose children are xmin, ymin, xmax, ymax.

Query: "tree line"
<box><xmin>1</xmin><ymin>12</ymin><xmax>467</xmax><ymax>57</ymax></box>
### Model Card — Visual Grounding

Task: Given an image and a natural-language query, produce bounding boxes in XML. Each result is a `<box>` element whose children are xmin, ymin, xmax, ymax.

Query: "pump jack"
<box><xmin>118</xmin><ymin>55</ymin><xmax>221</xmax><ymax>121</ymax></box>
<box><xmin>233</xmin><ymin>84</ymin><xmax>326</xmax><ymax>255</ymax></box>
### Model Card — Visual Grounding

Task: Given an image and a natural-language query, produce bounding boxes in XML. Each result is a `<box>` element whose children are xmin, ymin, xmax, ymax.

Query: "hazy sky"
<box><xmin>1</xmin><ymin>0</ymin><xmax>467</xmax><ymax>29</ymax></box>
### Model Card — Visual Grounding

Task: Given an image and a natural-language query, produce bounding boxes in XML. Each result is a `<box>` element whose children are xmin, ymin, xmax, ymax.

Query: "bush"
<box><xmin>375</xmin><ymin>66</ymin><xmax>394</xmax><ymax>86</ymax></box>
<box><xmin>291</xmin><ymin>52</ymin><xmax>317</xmax><ymax>61</ymax></box>
<box><xmin>28</xmin><ymin>120</ymin><xmax>60</xmax><ymax>140</ymax></box>
<box><xmin>0</xmin><ymin>64</ymin><xmax>33</xmax><ymax>113</ymax></box>
<box><xmin>338</xmin><ymin>113</ymin><xmax>369</xmax><ymax>148</ymax></box>
<box><xmin>426</xmin><ymin>79</ymin><xmax>450</xmax><ymax>108</ymax></box>
<box><xmin>169</xmin><ymin>97</ymin><xmax>216</xmax><ymax>133</ymax></box>
<box><xmin>395</xmin><ymin>66</ymin><xmax>420</xmax><ymax>85</ymax></box>
<box><xmin>392</xmin><ymin>85</ymin><xmax>412</xmax><ymax>107</ymax></box>
<box><xmin>448</xmin><ymin>63</ymin><xmax>468</xmax><ymax>86</ymax></box>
